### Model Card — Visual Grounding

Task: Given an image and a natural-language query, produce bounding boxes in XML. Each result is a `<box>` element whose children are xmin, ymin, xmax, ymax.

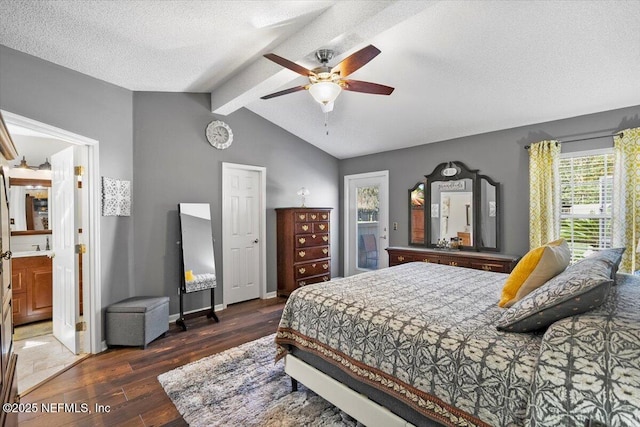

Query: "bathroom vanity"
<box><xmin>11</xmin><ymin>252</ymin><xmax>53</xmax><ymax>326</ymax></box>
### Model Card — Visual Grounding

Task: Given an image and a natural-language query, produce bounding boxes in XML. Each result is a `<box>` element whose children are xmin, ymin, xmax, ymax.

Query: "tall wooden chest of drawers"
<box><xmin>276</xmin><ymin>207</ymin><xmax>332</xmax><ymax>297</ymax></box>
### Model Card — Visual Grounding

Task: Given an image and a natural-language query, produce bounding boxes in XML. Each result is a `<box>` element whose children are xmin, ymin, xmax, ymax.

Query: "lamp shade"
<box><xmin>308</xmin><ymin>82</ymin><xmax>341</xmax><ymax>105</ymax></box>
<box><xmin>38</xmin><ymin>158</ymin><xmax>51</xmax><ymax>170</ymax></box>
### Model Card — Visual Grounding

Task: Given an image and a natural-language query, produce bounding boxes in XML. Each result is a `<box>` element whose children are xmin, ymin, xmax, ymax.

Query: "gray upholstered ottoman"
<box><xmin>106</xmin><ymin>296</ymin><xmax>169</xmax><ymax>349</ymax></box>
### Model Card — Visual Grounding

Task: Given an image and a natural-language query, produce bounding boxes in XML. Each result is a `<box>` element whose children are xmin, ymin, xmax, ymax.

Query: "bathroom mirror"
<box><xmin>409</xmin><ymin>162</ymin><xmax>500</xmax><ymax>251</ymax></box>
<box><xmin>9</xmin><ymin>178</ymin><xmax>52</xmax><ymax>235</ymax></box>
<box><xmin>179</xmin><ymin>203</ymin><xmax>216</xmax><ymax>293</ymax></box>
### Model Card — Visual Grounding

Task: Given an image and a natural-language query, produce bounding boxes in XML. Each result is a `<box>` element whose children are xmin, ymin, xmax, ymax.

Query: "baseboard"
<box><xmin>263</xmin><ymin>291</ymin><xmax>276</xmax><ymax>299</ymax></box>
<box><xmin>168</xmin><ymin>303</ymin><xmax>225</xmax><ymax>323</ymax></box>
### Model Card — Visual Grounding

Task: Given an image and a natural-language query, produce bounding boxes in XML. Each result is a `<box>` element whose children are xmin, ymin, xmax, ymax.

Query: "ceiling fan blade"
<box><xmin>263</xmin><ymin>53</ymin><xmax>314</xmax><ymax>77</ymax></box>
<box><xmin>342</xmin><ymin>80</ymin><xmax>394</xmax><ymax>95</ymax></box>
<box><xmin>331</xmin><ymin>45</ymin><xmax>381</xmax><ymax>77</ymax></box>
<box><xmin>260</xmin><ymin>85</ymin><xmax>307</xmax><ymax>100</ymax></box>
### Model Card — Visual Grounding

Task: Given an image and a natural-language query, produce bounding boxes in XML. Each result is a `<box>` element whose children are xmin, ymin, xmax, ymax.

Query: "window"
<box><xmin>560</xmin><ymin>149</ymin><xmax>614</xmax><ymax>263</ymax></box>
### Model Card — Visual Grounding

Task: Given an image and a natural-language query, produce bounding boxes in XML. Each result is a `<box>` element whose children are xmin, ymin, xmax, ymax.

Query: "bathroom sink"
<box><xmin>12</xmin><ymin>250</ymin><xmax>54</xmax><ymax>258</ymax></box>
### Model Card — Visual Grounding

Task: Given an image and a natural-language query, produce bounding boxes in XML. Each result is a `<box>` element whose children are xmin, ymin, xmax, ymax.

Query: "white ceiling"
<box><xmin>1</xmin><ymin>1</ymin><xmax>639</xmax><ymax>159</ymax></box>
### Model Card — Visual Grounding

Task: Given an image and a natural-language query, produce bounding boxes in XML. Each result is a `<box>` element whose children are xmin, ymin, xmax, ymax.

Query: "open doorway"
<box><xmin>2</xmin><ymin>111</ymin><xmax>101</xmax><ymax>394</ymax></box>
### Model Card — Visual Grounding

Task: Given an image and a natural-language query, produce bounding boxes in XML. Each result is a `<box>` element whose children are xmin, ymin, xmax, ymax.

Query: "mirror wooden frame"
<box><xmin>9</xmin><ymin>177</ymin><xmax>52</xmax><ymax>236</ymax></box>
<box><xmin>409</xmin><ymin>161</ymin><xmax>501</xmax><ymax>251</ymax></box>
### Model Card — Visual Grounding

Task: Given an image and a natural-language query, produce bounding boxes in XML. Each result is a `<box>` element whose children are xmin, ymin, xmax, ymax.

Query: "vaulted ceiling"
<box><xmin>1</xmin><ymin>1</ymin><xmax>639</xmax><ymax>159</ymax></box>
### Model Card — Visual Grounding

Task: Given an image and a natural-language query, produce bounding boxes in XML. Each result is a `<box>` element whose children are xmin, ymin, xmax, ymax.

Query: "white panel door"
<box><xmin>223</xmin><ymin>167</ymin><xmax>261</xmax><ymax>304</ymax></box>
<box><xmin>51</xmin><ymin>146</ymin><xmax>78</xmax><ymax>354</ymax></box>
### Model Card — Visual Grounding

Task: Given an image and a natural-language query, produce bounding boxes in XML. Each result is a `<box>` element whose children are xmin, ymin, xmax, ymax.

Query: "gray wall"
<box><xmin>132</xmin><ymin>93</ymin><xmax>339</xmax><ymax>314</ymax></box>
<box><xmin>3</xmin><ymin>43</ymin><xmax>640</xmax><ymax>330</ymax></box>
<box><xmin>0</xmin><ymin>46</ymin><xmax>134</xmax><ymax>313</ymax></box>
<box><xmin>340</xmin><ymin>105</ymin><xmax>640</xmax><ymax>264</ymax></box>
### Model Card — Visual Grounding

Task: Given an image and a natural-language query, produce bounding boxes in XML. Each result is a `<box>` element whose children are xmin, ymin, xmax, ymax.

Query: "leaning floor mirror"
<box><xmin>177</xmin><ymin>202</ymin><xmax>219</xmax><ymax>331</ymax></box>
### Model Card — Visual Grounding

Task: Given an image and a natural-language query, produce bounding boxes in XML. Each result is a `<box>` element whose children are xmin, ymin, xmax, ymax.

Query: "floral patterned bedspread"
<box><xmin>275</xmin><ymin>262</ymin><xmax>544</xmax><ymax>426</ymax></box>
<box><xmin>527</xmin><ymin>273</ymin><xmax>640</xmax><ymax>427</ymax></box>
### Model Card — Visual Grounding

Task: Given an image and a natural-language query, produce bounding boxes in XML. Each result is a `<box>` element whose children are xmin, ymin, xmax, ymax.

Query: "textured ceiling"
<box><xmin>1</xmin><ymin>1</ymin><xmax>639</xmax><ymax>159</ymax></box>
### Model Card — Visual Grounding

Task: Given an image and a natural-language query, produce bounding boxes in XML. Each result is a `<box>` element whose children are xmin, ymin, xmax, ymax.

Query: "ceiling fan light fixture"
<box><xmin>308</xmin><ymin>81</ymin><xmax>341</xmax><ymax>106</ymax></box>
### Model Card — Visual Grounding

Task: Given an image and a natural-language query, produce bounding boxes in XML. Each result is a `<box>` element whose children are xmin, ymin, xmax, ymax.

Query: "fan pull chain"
<box><xmin>324</xmin><ymin>112</ymin><xmax>329</xmax><ymax>136</ymax></box>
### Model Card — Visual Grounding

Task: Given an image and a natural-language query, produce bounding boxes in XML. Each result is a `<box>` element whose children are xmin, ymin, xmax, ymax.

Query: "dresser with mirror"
<box><xmin>389</xmin><ymin>161</ymin><xmax>518</xmax><ymax>273</ymax></box>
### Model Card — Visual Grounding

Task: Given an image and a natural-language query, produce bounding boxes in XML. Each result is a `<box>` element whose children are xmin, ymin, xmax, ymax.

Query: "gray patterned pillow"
<box><xmin>496</xmin><ymin>257</ymin><xmax>613</xmax><ymax>332</ymax></box>
<box><xmin>563</xmin><ymin>247</ymin><xmax>625</xmax><ymax>284</ymax></box>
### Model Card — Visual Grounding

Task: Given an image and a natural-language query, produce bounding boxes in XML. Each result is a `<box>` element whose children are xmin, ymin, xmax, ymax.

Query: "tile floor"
<box><xmin>14</xmin><ymin>321</ymin><xmax>88</xmax><ymax>394</ymax></box>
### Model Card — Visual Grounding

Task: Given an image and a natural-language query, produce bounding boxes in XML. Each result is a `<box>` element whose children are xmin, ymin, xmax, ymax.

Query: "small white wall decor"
<box><xmin>102</xmin><ymin>176</ymin><xmax>131</xmax><ymax>216</ymax></box>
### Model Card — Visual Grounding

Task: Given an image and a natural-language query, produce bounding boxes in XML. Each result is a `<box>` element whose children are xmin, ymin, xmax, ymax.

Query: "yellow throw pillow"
<box><xmin>498</xmin><ymin>238</ymin><xmax>570</xmax><ymax>308</ymax></box>
<box><xmin>185</xmin><ymin>270</ymin><xmax>195</xmax><ymax>282</ymax></box>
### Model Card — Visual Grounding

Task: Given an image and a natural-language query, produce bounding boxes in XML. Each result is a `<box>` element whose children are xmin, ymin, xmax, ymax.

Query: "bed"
<box><xmin>275</xmin><ymin>252</ymin><xmax>640</xmax><ymax>427</ymax></box>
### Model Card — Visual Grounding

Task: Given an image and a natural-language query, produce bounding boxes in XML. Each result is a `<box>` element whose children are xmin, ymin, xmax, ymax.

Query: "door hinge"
<box><xmin>76</xmin><ymin>321</ymin><xmax>86</xmax><ymax>332</ymax></box>
<box><xmin>74</xmin><ymin>166</ymin><xmax>85</xmax><ymax>176</ymax></box>
<box><xmin>75</xmin><ymin>244</ymin><xmax>86</xmax><ymax>254</ymax></box>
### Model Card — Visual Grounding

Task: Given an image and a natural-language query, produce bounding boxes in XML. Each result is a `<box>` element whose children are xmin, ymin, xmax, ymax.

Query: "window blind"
<box><xmin>559</xmin><ymin>151</ymin><xmax>614</xmax><ymax>263</ymax></box>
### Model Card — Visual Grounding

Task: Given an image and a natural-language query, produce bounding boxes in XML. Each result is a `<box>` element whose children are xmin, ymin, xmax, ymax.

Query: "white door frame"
<box><xmin>221</xmin><ymin>162</ymin><xmax>267</xmax><ymax>307</ymax></box>
<box><xmin>2</xmin><ymin>110</ymin><xmax>101</xmax><ymax>354</ymax></box>
<box><xmin>343</xmin><ymin>170</ymin><xmax>389</xmax><ymax>277</ymax></box>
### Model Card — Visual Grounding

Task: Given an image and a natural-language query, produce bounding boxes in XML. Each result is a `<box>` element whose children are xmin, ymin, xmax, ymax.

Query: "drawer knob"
<box><xmin>322</xmin><ymin>236</ymin><xmax>328</xmax><ymax>242</ymax></box>
<box><xmin>482</xmin><ymin>265</ymin><xmax>492</xmax><ymax>271</ymax></box>
<box><xmin>299</xmin><ymin>268</ymin><xmax>306</xmax><ymax>274</ymax></box>
<box><xmin>323</xmin><ymin>264</ymin><xmax>328</xmax><ymax>270</ymax></box>
<box><xmin>423</xmin><ymin>258</ymin><xmax>430</xmax><ymax>263</ymax></box>
<box><xmin>311</xmin><ymin>214</ymin><xmax>317</xmax><ymax>219</ymax></box>
<box><xmin>322</xmin><ymin>214</ymin><xmax>328</xmax><ymax>219</ymax></box>
<box><xmin>300</xmin><ymin>281</ymin><xmax>306</xmax><ymax>286</ymax></box>
<box><xmin>298</xmin><ymin>251</ymin><xmax>306</xmax><ymax>258</ymax></box>
<box><xmin>298</xmin><ymin>238</ymin><xmax>306</xmax><ymax>244</ymax></box>
<box><xmin>398</xmin><ymin>256</ymin><xmax>405</xmax><ymax>262</ymax></box>
<box><xmin>323</xmin><ymin>276</ymin><xmax>329</xmax><ymax>281</ymax></box>
<box><xmin>322</xmin><ymin>248</ymin><xmax>329</xmax><ymax>255</ymax></box>
<box><xmin>318</xmin><ymin>224</ymin><xmax>326</xmax><ymax>230</ymax></box>
<box><xmin>449</xmin><ymin>261</ymin><xmax>458</xmax><ymax>266</ymax></box>
<box><xmin>302</xmin><ymin>225</ymin><xmax>309</xmax><ymax>231</ymax></box>
<box><xmin>299</xmin><ymin>214</ymin><xmax>306</xmax><ymax>220</ymax></box>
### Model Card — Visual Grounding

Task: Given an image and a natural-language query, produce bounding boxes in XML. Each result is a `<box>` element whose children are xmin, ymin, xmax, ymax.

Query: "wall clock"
<box><xmin>206</xmin><ymin>120</ymin><xmax>233</xmax><ymax>149</ymax></box>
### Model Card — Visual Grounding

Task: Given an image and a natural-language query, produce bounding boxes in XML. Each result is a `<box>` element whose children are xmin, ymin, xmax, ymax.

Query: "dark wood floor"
<box><xmin>17</xmin><ymin>297</ymin><xmax>287</xmax><ymax>426</ymax></box>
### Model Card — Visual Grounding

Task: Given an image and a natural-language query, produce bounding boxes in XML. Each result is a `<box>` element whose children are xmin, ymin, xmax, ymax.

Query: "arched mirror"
<box><xmin>409</xmin><ymin>162</ymin><xmax>500</xmax><ymax>251</ymax></box>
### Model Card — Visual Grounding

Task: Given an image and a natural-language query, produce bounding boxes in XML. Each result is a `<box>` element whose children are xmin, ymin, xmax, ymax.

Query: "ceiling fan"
<box><xmin>260</xmin><ymin>45</ymin><xmax>394</xmax><ymax>112</ymax></box>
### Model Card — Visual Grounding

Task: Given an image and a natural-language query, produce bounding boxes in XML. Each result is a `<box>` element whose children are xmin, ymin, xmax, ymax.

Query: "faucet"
<box><xmin>32</xmin><ymin>244</ymin><xmax>41</xmax><ymax>252</ymax></box>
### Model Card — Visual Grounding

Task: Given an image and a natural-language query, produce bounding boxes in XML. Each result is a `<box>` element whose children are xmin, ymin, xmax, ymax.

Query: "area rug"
<box><xmin>157</xmin><ymin>333</ymin><xmax>362</xmax><ymax>426</ymax></box>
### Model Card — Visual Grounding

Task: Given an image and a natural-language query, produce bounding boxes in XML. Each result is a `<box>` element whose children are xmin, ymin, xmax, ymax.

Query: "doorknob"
<box><xmin>379</xmin><ymin>235</ymin><xmax>387</xmax><ymax>240</ymax></box>
<box><xmin>253</xmin><ymin>239</ymin><xmax>259</xmax><ymax>244</ymax></box>
<box><xmin>0</xmin><ymin>250</ymin><xmax>11</xmax><ymax>260</ymax></box>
